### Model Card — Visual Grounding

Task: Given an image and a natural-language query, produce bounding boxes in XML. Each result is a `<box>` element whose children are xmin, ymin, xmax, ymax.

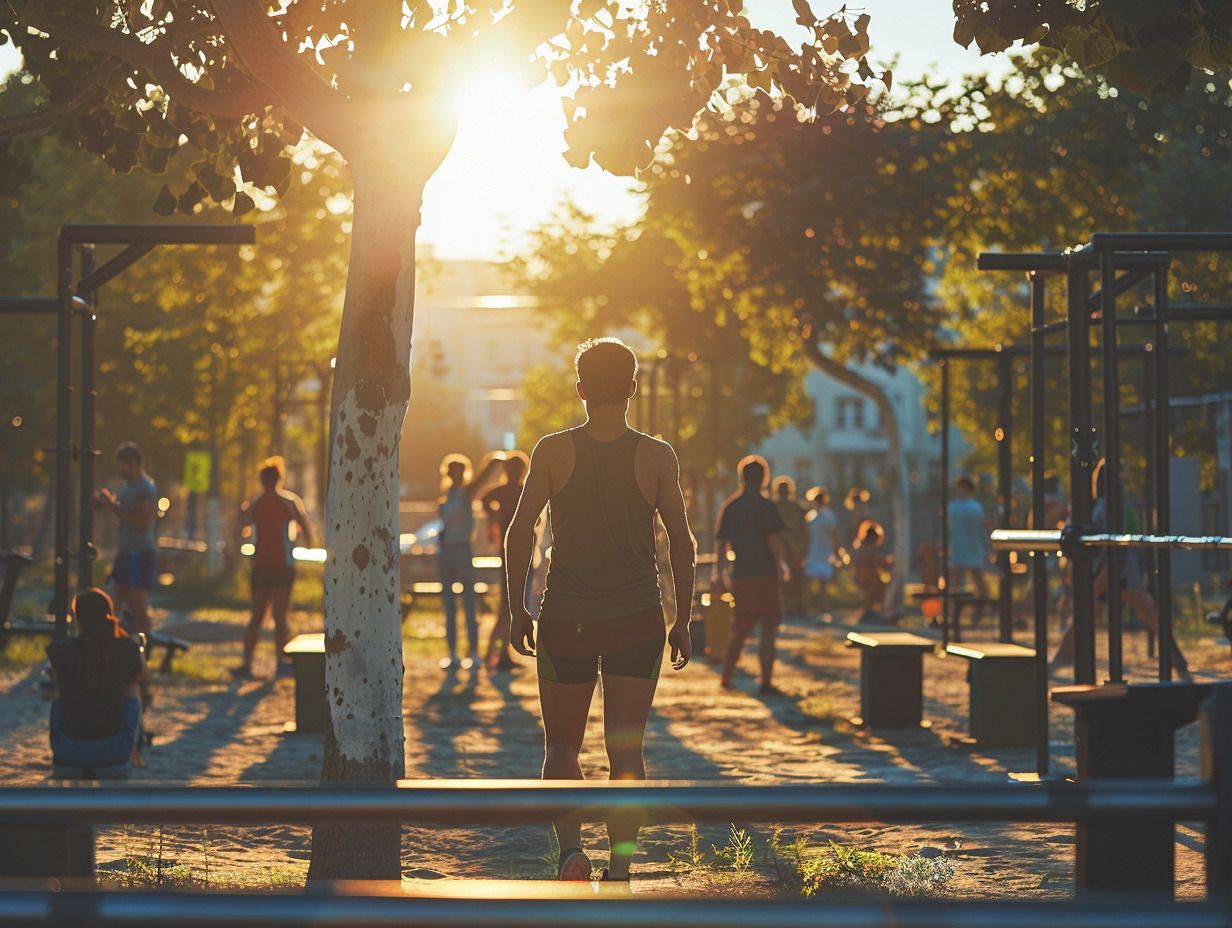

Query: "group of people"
<box><xmin>47</xmin><ymin>333</ymin><xmax>1194</xmax><ymax>885</ymax></box>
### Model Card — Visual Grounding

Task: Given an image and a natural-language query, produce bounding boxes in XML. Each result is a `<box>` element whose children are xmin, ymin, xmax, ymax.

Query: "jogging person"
<box><xmin>504</xmin><ymin>337</ymin><xmax>695</xmax><ymax>883</ymax></box>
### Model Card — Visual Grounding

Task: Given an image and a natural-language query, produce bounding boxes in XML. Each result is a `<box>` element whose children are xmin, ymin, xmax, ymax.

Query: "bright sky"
<box><xmin>1</xmin><ymin>1</ymin><xmax>1017</xmax><ymax>261</ymax></box>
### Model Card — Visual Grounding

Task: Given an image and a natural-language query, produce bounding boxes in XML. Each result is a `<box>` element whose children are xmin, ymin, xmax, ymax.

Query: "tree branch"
<box><xmin>206</xmin><ymin>0</ymin><xmax>353</xmax><ymax>147</ymax></box>
<box><xmin>0</xmin><ymin>60</ymin><xmax>110</xmax><ymax>143</ymax></box>
<box><xmin>38</xmin><ymin>13</ymin><xmax>273</xmax><ymax>119</ymax></box>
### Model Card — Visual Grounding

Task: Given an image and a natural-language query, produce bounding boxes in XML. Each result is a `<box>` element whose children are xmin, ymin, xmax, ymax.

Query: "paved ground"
<box><xmin>2</xmin><ymin>603</ymin><xmax>1228</xmax><ymax>898</ymax></box>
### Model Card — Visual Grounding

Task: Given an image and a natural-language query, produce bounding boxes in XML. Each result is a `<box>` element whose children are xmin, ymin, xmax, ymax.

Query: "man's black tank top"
<box><xmin>540</xmin><ymin>427</ymin><xmax>661</xmax><ymax>621</ymax></box>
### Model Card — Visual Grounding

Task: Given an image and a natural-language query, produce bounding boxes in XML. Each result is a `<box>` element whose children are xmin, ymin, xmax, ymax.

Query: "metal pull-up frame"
<box><xmin>1</xmin><ymin>224</ymin><xmax>255</xmax><ymax>636</ymax></box>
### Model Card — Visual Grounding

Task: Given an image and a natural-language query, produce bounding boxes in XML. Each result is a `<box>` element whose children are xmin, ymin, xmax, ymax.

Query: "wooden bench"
<box><xmin>845</xmin><ymin>631</ymin><xmax>937</xmax><ymax>728</ymax></box>
<box><xmin>284</xmin><ymin>633</ymin><xmax>325</xmax><ymax>734</ymax></box>
<box><xmin>944</xmin><ymin>641</ymin><xmax>1038</xmax><ymax>748</ymax></box>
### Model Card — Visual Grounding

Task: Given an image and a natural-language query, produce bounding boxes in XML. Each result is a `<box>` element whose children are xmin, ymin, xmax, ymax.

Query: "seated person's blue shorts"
<box><xmin>50</xmin><ymin>696</ymin><xmax>142</xmax><ymax>767</ymax></box>
<box><xmin>536</xmin><ymin>605</ymin><xmax>666</xmax><ymax>685</ymax></box>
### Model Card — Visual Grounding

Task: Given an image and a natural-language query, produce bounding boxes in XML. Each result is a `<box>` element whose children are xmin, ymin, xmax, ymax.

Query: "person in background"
<box><xmin>47</xmin><ymin>588</ymin><xmax>149</xmax><ymax>770</ymax></box>
<box><xmin>772</xmin><ymin>476</ymin><xmax>808</xmax><ymax>619</ymax></box>
<box><xmin>713</xmin><ymin>455</ymin><xmax>792</xmax><ymax>696</ymax></box>
<box><xmin>947</xmin><ymin>476</ymin><xmax>993</xmax><ymax>620</ymax></box>
<box><xmin>852</xmin><ymin>519</ymin><xmax>893</xmax><ymax>623</ymax></box>
<box><xmin>235</xmin><ymin>456</ymin><xmax>313</xmax><ymax>680</ymax></box>
<box><xmin>438</xmin><ymin>452</ymin><xmax>503</xmax><ymax>670</ymax></box>
<box><xmin>482</xmin><ymin>449</ymin><xmax>530</xmax><ymax>671</ymax></box>
<box><xmin>803</xmin><ymin>486</ymin><xmax>839</xmax><ymax>620</ymax></box>
<box><xmin>94</xmin><ymin>442</ymin><xmax>157</xmax><ymax>637</ymax></box>
<box><xmin>843</xmin><ymin>486</ymin><xmax>871</xmax><ymax>549</ymax></box>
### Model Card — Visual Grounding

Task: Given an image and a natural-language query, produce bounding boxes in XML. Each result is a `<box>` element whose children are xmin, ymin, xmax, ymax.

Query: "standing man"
<box><xmin>712</xmin><ymin>456</ymin><xmax>791</xmax><ymax>696</ymax></box>
<box><xmin>771</xmin><ymin>476</ymin><xmax>808</xmax><ymax>619</ymax></box>
<box><xmin>947</xmin><ymin>476</ymin><xmax>992</xmax><ymax>609</ymax></box>
<box><xmin>482</xmin><ymin>450</ymin><xmax>529</xmax><ymax>672</ymax></box>
<box><xmin>94</xmin><ymin>442</ymin><xmax>157</xmax><ymax>636</ymax></box>
<box><xmin>505</xmin><ymin>337</ymin><xmax>695</xmax><ymax>883</ymax></box>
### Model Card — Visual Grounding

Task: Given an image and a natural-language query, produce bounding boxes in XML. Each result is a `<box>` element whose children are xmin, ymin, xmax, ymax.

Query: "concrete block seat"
<box><xmin>944</xmin><ymin>641</ymin><xmax>1038</xmax><ymax>748</ymax></box>
<box><xmin>845</xmin><ymin>631</ymin><xmax>937</xmax><ymax>729</ymax></box>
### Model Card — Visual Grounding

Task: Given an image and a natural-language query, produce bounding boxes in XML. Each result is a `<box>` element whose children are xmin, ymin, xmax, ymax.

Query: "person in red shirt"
<box><xmin>235</xmin><ymin>456</ymin><xmax>312</xmax><ymax>680</ymax></box>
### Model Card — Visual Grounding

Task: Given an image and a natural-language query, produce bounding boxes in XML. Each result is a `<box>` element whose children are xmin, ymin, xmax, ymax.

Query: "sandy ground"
<box><xmin>2</xmin><ymin>603</ymin><xmax>1229</xmax><ymax>899</ymax></box>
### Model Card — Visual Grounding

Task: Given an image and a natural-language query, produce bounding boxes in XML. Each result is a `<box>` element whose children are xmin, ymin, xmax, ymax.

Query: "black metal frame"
<box><xmin>979</xmin><ymin>233</ymin><xmax>1232</xmax><ymax>689</ymax></box>
<box><xmin>2</xmin><ymin>224</ymin><xmax>254</xmax><ymax>636</ymax></box>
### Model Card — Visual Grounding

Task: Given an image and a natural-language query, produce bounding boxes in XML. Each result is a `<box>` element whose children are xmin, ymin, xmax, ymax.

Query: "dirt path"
<box><xmin>2</xmin><ymin>606</ymin><xmax>1227</xmax><ymax>897</ymax></box>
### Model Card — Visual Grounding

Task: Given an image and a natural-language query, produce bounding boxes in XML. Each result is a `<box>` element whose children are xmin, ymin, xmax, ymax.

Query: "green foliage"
<box><xmin>712</xmin><ymin>825</ymin><xmax>755</xmax><ymax>871</ymax></box>
<box><xmin>952</xmin><ymin>0</ymin><xmax>1232</xmax><ymax>98</ymax></box>
<box><xmin>769</xmin><ymin>829</ymin><xmax>952</xmax><ymax>898</ymax></box>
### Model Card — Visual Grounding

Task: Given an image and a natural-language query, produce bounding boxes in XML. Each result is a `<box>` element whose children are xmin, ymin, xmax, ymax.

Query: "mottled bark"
<box><xmin>306</xmin><ymin>156</ymin><xmax>423</xmax><ymax>881</ymax></box>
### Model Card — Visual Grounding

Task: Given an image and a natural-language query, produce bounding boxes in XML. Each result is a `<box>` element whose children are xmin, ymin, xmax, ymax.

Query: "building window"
<box><xmin>835</xmin><ymin>397</ymin><xmax>865</xmax><ymax>430</ymax></box>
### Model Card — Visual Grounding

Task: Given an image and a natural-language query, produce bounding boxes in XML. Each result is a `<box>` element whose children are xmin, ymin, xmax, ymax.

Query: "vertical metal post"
<box><xmin>1030</xmin><ymin>273</ymin><xmax>1050</xmax><ymax>777</ymax></box>
<box><xmin>997</xmin><ymin>348</ymin><xmax>1013</xmax><ymax>643</ymax></box>
<box><xmin>53</xmin><ymin>233</ymin><xmax>74</xmax><ymax>639</ymax></box>
<box><xmin>78</xmin><ymin>246</ymin><xmax>97</xmax><ymax>592</ymax></box>
<box><xmin>1142</xmin><ymin>335</ymin><xmax>1158</xmax><ymax>661</ymax></box>
<box><xmin>1067</xmin><ymin>259</ymin><xmax>1097</xmax><ymax>685</ymax></box>
<box><xmin>1101</xmin><ymin>246</ymin><xmax>1124</xmax><ymax>684</ymax></box>
<box><xmin>939</xmin><ymin>358</ymin><xmax>951</xmax><ymax>648</ymax></box>
<box><xmin>1153</xmin><ymin>267</ymin><xmax>1174</xmax><ymax>682</ymax></box>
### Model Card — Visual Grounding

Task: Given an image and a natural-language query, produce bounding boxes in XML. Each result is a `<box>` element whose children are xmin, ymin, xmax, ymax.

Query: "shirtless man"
<box><xmin>504</xmin><ymin>337</ymin><xmax>696</xmax><ymax>883</ymax></box>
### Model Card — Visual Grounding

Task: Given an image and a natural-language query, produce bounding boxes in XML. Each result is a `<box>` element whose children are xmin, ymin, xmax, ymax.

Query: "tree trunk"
<box><xmin>799</xmin><ymin>341</ymin><xmax>911</xmax><ymax>616</ymax></box>
<box><xmin>306</xmin><ymin>158</ymin><xmax>424</xmax><ymax>882</ymax></box>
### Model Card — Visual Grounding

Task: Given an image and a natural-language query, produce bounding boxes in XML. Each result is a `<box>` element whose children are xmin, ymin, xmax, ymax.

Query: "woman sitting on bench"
<box><xmin>47</xmin><ymin>588</ymin><xmax>148</xmax><ymax>772</ymax></box>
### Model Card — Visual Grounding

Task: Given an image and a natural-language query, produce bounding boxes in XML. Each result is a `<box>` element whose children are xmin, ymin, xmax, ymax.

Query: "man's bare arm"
<box><xmin>768</xmin><ymin>533</ymin><xmax>791</xmax><ymax>580</ymax></box>
<box><xmin>654</xmin><ymin>442</ymin><xmax>695</xmax><ymax>630</ymax></box>
<box><xmin>504</xmin><ymin>439</ymin><xmax>555</xmax><ymax>653</ymax></box>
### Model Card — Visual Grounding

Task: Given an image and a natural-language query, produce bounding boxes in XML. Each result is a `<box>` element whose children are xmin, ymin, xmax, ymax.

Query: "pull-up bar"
<box><xmin>49</xmin><ymin>224</ymin><xmax>255</xmax><ymax>635</ymax></box>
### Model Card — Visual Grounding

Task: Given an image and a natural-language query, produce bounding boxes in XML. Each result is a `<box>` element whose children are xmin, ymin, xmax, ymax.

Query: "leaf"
<box><xmin>953</xmin><ymin>18</ymin><xmax>976</xmax><ymax>49</ymax></box>
<box><xmin>153</xmin><ymin>184</ymin><xmax>177</xmax><ymax>216</ymax></box>
<box><xmin>231</xmin><ymin>190</ymin><xmax>256</xmax><ymax>217</ymax></box>
<box><xmin>881</xmin><ymin>68</ymin><xmax>893</xmax><ymax>92</ymax></box>
<box><xmin>791</xmin><ymin>0</ymin><xmax>815</xmax><ymax>27</ymax></box>
<box><xmin>1024</xmin><ymin>24</ymin><xmax>1049</xmax><ymax>45</ymax></box>
<box><xmin>1102</xmin><ymin>40</ymin><xmax>1185</xmax><ymax>97</ymax></box>
<box><xmin>974</xmin><ymin>28</ymin><xmax>1012</xmax><ymax>55</ymax></box>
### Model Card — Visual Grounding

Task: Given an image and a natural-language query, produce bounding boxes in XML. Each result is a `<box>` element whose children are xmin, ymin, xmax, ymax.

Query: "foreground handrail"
<box><xmin>0</xmin><ymin>891</ymin><xmax>1230</xmax><ymax>928</ymax></box>
<box><xmin>0</xmin><ymin>780</ymin><xmax>1216</xmax><ymax>828</ymax></box>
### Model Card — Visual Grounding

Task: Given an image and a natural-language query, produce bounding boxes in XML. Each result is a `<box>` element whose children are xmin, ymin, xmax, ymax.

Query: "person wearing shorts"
<box><xmin>505</xmin><ymin>337</ymin><xmax>695</xmax><ymax>883</ymax></box>
<box><xmin>235</xmin><ymin>456</ymin><xmax>312</xmax><ymax>680</ymax></box>
<box><xmin>94</xmin><ymin>442</ymin><xmax>158</xmax><ymax>637</ymax></box>
<box><xmin>712</xmin><ymin>455</ymin><xmax>791</xmax><ymax>695</ymax></box>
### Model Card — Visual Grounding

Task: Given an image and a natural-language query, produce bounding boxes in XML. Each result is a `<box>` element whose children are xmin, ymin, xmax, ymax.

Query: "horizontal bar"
<box><xmin>2</xmin><ymin>893</ymin><xmax>1231</xmax><ymax>928</ymax></box>
<box><xmin>991</xmin><ymin>529</ymin><xmax>1232</xmax><ymax>552</ymax></box>
<box><xmin>60</xmin><ymin>224</ymin><xmax>256</xmax><ymax>247</ymax></box>
<box><xmin>1086</xmin><ymin>232</ymin><xmax>1232</xmax><ymax>253</ymax></box>
<box><xmin>1171</xmin><ymin>303</ymin><xmax>1232</xmax><ymax>322</ymax></box>
<box><xmin>0</xmin><ymin>297</ymin><xmax>91</xmax><ymax>315</ymax></box>
<box><xmin>0</xmin><ymin>780</ymin><xmax>1215</xmax><ymax>828</ymax></box>
<box><xmin>978</xmin><ymin>251</ymin><xmax>1170</xmax><ymax>272</ymax></box>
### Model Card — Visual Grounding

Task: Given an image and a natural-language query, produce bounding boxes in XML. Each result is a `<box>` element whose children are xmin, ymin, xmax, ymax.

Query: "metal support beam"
<box><xmin>75</xmin><ymin>243</ymin><xmax>155</xmax><ymax>295</ymax></box>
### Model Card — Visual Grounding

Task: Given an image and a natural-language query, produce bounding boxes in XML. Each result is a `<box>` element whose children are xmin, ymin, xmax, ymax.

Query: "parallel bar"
<box><xmin>1100</xmin><ymin>245</ymin><xmax>1124</xmax><ymax>683</ymax></box>
<box><xmin>59</xmin><ymin>224</ymin><xmax>256</xmax><ymax>247</ymax></box>
<box><xmin>0</xmin><ymin>781</ymin><xmax>1215</xmax><ymax>827</ymax></box>
<box><xmin>939</xmin><ymin>358</ymin><xmax>951</xmax><ymax>646</ymax></box>
<box><xmin>52</xmin><ymin>234</ymin><xmax>73</xmax><ymax>639</ymax></box>
<box><xmin>1029</xmin><ymin>272</ymin><xmax>1050</xmax><ymax>776</ymax></box>
<box><xmin>991</xmin><ymin>530</ymin><xmax>1232</xmax><ymax>551</ymax></box>
<box><xmin>1154</xmin><ymin>268</ymin><xmax>1175</xmax><ymax>682</ymax></box>
<box><xmin>78</xmin><ymin>247</ymin><xmax>97</xmax><ymax>592</ymax></box>
<box><xmin>1067</xmin><ymin>260</ymin><xmax>1097</xmax><ymax>685</ymax></box>
<box><xmin>996</xmin><ymin>350</ymin><xmax>1013</xmax><ymax>643</ymax></box>
<box><xmin>2</xmin><ymin>894</ymin><xmax>1231</xmax><ymax>928</ymax></box>
<box><xmin>977</xmin><ymin>251</ymin><xmax>1171</xmax><ymax>272</ymax></box>
<box><xmin>0</xmin><ymin>297</ymin><xmax>57</xmax><ymax>314</ymax></box>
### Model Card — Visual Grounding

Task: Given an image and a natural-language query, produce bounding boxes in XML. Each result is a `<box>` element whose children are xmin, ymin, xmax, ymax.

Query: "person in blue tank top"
<box><xmin>504</xmin><ymin>337</ymin><xmax>696</xmax><ymax>883</ymax></box>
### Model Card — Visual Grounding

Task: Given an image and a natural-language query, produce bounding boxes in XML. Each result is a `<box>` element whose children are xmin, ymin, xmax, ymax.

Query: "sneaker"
<box><xmin>599</xmin><ymin>868</ymin><xmax>629</xmax><ymax>881</ymax></box>
<box><xmin>275</xmin><ymin>661</ymin><xmax>296</xmax><ymax>679</ymax></box>
<box><xmin>557</xmin><ymin>847</ymin><xmax>591</xmax><ymax>881</ymax></box>
<box><xmin>231</xmin><ymin>664</ymin><xmax>255</xmax><ymax>681</ymax></box>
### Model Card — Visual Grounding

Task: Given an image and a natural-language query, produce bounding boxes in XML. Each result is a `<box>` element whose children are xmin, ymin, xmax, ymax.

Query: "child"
<box><xmin>852</xmin><ymin>519</ymin><xmax>892</xmax><ymax>624</ymax></box>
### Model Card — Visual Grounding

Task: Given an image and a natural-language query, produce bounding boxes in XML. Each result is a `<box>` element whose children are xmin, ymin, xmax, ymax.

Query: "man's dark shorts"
<box><xmin>252</xmin><ymin>564</ymin><xmax>296</xmax><ymax>592</ymax></box>
<box><xmin>730</xmin><ymin>575</ymin><xmax>782</xmax><ymax>627</ymax></box>
<box><xmin>109</xmin><ymin>551</ymin><xmax>157</xmax><ymax>591</ymax></box>
<box><xmin>537</xmin><ymin>605</ymin><xmax>666</xmax><ymax>685</ymax></box>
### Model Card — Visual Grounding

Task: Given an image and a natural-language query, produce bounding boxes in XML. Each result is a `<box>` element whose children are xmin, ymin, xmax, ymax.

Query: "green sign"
<box><xmin>183</xmin><ymin>450</ymin><xmax>212</xmax><ymax>494</ymax></box>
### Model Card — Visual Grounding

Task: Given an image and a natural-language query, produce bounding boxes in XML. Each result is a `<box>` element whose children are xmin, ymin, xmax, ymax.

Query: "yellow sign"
<box><xmin>183</xmin><ymin>450</ymin><xmax>212</xmax><ymax>494</ymax></box>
